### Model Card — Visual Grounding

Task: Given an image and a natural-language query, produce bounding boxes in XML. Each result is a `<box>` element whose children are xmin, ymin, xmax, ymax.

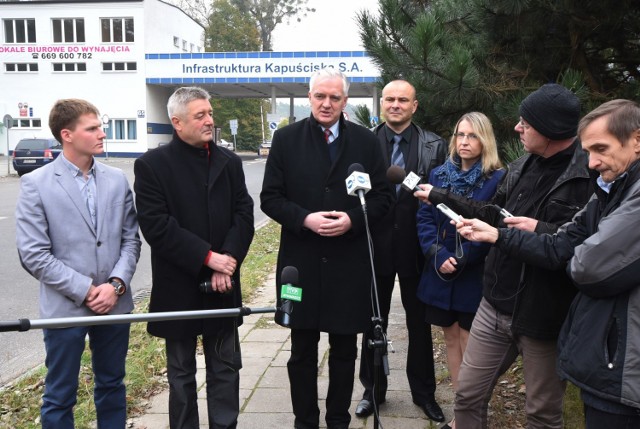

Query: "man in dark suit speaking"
<box><xmin>261</xmin><ymin>68</ymin><xmax>392</xmax><ymax>429</ymax></box>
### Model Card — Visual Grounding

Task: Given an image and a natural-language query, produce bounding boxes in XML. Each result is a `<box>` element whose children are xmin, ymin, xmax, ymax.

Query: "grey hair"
<box><xmin>167</xmin><ymin>86</ymin><xmax>210</xmax><ymax>119</ymax></box>
<box><xmin>309</xmin><ymin>67</ymin><xmax>350</xmax><ymax>96</ymax></box>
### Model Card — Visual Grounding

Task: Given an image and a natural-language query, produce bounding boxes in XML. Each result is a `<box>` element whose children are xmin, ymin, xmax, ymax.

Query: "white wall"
<box><xmin>0</xmin><ymin>0</ymin><xmax>203</xmax><ymax>155</ymax></box>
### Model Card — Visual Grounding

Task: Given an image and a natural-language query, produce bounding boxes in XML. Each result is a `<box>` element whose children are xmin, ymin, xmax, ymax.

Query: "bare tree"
<box><xmin>230</xmin><ymin>0</ymin><xmax>314</xmax><ymax>51</ymax></box>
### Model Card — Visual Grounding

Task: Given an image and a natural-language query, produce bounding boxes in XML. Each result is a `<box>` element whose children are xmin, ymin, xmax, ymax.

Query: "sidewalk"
<box><xmin>130</xmin><ymin>275</ymin><xmax>453</xmax><ymax>429</ymax></box>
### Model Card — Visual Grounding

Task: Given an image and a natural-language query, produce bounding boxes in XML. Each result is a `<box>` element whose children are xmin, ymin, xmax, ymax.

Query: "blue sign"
<box><xmin>269</xmin><ymin>121</ymin><xmax>278</xmax><ymax>130</ymax></box>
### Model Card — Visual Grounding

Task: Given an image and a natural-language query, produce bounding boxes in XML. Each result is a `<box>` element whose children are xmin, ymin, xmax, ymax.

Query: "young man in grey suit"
<box><xmin>15</xmin><ymin>98</ymin><xmax>141</xmax><ymax>429</ymax></box>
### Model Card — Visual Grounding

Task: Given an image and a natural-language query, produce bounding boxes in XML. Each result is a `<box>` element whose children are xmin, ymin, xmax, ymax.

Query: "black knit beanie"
<box><xmin>519</xmin><ymin>84</ymin><xmax>581</xmax><ymax>140</ymax></box>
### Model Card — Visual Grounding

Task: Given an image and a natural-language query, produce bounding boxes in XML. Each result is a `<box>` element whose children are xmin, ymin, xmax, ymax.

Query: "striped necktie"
<box><xmin>324</xmin><ymin>129</ymin><xmax>332</xmax><ymax>143</ymax></box>
<box><xmin>391</xmin><ymin>134</ymin><xmax>405</xmax><ymax>194</ymax></box>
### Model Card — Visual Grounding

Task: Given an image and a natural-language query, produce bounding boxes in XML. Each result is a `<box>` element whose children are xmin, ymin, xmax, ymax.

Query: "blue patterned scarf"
<box><xmin>435</xmin><ymin>156</ymin><xmax>485</xmax><ymax>198</ymax></box>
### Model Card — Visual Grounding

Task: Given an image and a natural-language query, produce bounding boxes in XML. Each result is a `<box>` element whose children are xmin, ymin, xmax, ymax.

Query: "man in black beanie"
<box><xmin>414</xmin><ymin>83</ymin><xmax>594</xmax><ymax>428</ymax></box>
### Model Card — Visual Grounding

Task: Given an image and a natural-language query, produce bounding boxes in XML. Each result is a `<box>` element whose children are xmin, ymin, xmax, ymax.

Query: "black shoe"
<box><xmin>414</xmin><ymin>398</ymin><xmax>445</xmax><ymax>422</ymax></box>
<box><xmin>355</xmin><ymin>399</ymin><xmax>374</xmax><ymax>418</ymax></box>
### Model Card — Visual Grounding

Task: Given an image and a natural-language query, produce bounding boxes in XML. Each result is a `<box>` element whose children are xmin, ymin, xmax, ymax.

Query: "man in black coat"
<box><xmin>134</xmin><ymin>86</ymin><xmax>254</xmax><ymax>429</ymax></box>
<box><xmin>260</xmin><ymin>68</ymin><xmax>392</xmax><ymax>429</ymax></box>
<box><xmin>356</xmin><ymin>80</ymin><xmax>447</xmax><ymax>421</ymax></box>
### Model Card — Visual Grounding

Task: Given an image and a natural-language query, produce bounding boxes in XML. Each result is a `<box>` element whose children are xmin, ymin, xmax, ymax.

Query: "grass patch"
<box><xmin>0</xmin><ymin>220</ymin><xmax>280</xmax><ymax>428</ymax></box>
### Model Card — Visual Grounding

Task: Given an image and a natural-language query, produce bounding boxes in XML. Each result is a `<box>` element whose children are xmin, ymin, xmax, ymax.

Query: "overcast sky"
<box><xmin>271</xmin><ymin>0</ymin><xmax>379</xmax><ymax>107</ymax></box>
<box><xmin>271</xmin><ymin>0</ymin><xmax>378</xmax><ymax>51</ymax></box>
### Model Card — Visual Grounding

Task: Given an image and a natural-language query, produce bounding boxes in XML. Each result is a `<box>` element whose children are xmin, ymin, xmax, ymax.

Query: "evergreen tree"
<box><xmin>358</xmin><ymin>0</ymin><xmax>640</xmax><ymax>146</ymax></box>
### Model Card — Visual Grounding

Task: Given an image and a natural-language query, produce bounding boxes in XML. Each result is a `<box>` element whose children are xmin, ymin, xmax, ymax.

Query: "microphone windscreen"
<box><xmin>386</xmin><ymin>165</ymin><xmax>406</xmax><ymax>184</ymax></box>
<box><xmin>347</xmin><ymin>163</ymin><xmax>365</xmax><ymax>175</ymax></box>
<box><xmin>281</xmin><ymin>266</ymin><xmax>298</xmax><ymax>285</ymax></box>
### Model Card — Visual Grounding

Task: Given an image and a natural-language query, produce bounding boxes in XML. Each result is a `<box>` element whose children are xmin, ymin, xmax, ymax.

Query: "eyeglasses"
<box><xmin>455</xmin><ymin>132</ymin><xmax>479</xmax><ymax>142</ymax></box>
<box><xmin>517</xmin><ymin>118</ymin><xmax>531</xmax><ymax>130</ymax></box>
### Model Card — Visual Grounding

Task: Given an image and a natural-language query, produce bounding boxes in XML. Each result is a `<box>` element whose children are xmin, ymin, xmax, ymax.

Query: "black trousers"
<box><xmin>288</xmin><ymin>329</ymin><xmax>357</xmax><ymax>429</ymax></box>
<box><xmin>584</xmin><ymin>403</ymin><xmax>640</xmax><ymax>429</ymax></box>
<box><xmin>166</xmin><ymin>327</ymin><xmax>241</xmax><ymax>429</ymax></box>
<box><xmin>359</xmin><ymin>274</ymin><xmax>437</xmax><ymax>404</ymax></box>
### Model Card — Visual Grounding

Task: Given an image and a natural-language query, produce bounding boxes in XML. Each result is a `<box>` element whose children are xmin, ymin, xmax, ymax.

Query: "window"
<box><xmin>52</xmin><ymin>18</ymin><xmax>85</xmax><ymax>43</ymax></box>
<box><xmin>173</xmin><ymin>36</ymin><xmax>179</xmax><ymax>47</ymax></box>
<box><xmin>4</xmin><ymin>19</ymin><xmax>36</xmax><ymax>43</ymax></box>
<box><xmin>105</xmin><ymin>119</ymin><xmax>137</xmax><ymax>141</ymax></box>
<box><xmin>101</xmin><ymin>18</ymin><xmax>134</xmax><ymax>43</ymax></box>
<box><xmin>52</xmin><ymin>63</ymin><xmax>87</xmax><ymax>72</ymax></box>
<box><xmin>5</xmin><ymin>63</ymin><xmax>38</xmax><ymax>72</ymax></box>
<box><xmin>102</xmin><ymin>62</ymin><xmax>137</xmax><ymax>72</ymax></box>
<box><xmin>11</xmin><ymin>118</ymin><xmax>42</xmax><ymax>128</ymax></box>
<box><xmin>182</xmin><ymin>40</ymin><xmax>188</xmax><ymax>51</ymax></box>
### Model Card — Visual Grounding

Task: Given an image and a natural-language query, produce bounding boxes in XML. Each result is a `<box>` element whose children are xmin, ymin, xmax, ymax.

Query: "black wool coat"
<box><xmin>134</xmin><ymin>134</ymin><xmax>254</xmax><ymax>339</ymax></box>
<box><xmin>260</xmin><ymin>115</ymin><xmax>393</xmax><ymax>334</ymax></box>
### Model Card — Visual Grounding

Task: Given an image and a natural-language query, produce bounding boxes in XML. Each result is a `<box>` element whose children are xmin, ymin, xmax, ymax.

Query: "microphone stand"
<box><xmin>0</xmin><ymin>306</ymin><xmax>277</xmax><ymax>332</ymax></box>
<box><xmin>359</xmin><ymin>194</ymin><xmax>390</xmax><ymax>429</ymax></box>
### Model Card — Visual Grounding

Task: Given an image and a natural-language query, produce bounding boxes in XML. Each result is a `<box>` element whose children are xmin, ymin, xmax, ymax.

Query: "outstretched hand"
<box><xmin>456</xmin><ymin>218</ymin><xmax>500</xmax><ymax>244</ymax></box>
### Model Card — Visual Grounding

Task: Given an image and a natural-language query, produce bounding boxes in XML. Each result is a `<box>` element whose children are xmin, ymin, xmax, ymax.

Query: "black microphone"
<box><xmin>345</xmin><ymin>163</ymin><xmax>371</xmax><ymax>206</ymax></box>
<box><xmin>278</xmin><ymin>266</ymin><xmax>300</xmax><ymax>328</ymax></box>
<box><xmin>386</xmin><ymin>165</ymin><xmax>422</xmax><ymax>193</ymax></box>
<box><xmin>199</xmin><ymin>278</ymin><xmax>235</xmax><ymax>294</ymax></box>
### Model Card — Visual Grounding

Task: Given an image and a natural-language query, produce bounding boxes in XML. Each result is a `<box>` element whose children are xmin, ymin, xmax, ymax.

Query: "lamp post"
<box><xmin>101</xmin><ymin>114</ymin><xmax>110</xmax><ymax>160</ymax></box>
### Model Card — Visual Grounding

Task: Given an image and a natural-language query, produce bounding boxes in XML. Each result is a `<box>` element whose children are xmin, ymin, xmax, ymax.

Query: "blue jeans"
<box><xmin>41</xmin><ymin>323</ymin><xmax>130</xmax><ymax>429</ymax></box>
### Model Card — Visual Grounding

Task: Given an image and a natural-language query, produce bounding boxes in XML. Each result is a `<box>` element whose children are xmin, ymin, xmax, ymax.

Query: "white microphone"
<box><xmin>345</xmin><ymin>163</ymin><xmax>371</xmax><ymax>207</ymax></box>
<box><xmin>402</xmin><ymin>171</ymin><xmax>422</xmax><ymax>193</ymax></box>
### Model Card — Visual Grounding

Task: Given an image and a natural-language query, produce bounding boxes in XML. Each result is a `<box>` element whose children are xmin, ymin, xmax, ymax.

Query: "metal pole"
<box><xmin>101</xmin><ymin>114</ymin><xmax>110</xmax><ymax>160</ymax></box>
<box><xmin>0</xmin><ymin>306</ymin><xmax>277</xmax><ymax>332</ymax></box>
<box><xmin>5</xmin><ymin>129</ymin><xmax>9</xmax><ymax>176</ymax></box>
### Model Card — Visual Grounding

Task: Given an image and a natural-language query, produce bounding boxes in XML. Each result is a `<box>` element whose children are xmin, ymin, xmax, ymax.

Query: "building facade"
<box><xmin>0</xmin><ymin>0</ymin><xmax>204</xmax><ymax>156</ymax></box>
<box><xmin>1</xmin><ymin>0</ymin><xmax>381</xmax><ymax>157</ymax></box>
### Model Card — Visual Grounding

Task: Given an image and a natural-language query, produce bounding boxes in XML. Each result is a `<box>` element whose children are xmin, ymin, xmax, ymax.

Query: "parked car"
<box><xmin>12</xmin><ymin>138</ymin><xmax>63</xmax><ymax>176</ymax></box>
<box><xmin>258</xmin><ymin>141</ymin><xmax>271</xmax><ymax>157</ymax></box>
<box><xmin>218</xmin><ymin>139</ymin><xmax>234</xmax><ymax>150</ymax></box>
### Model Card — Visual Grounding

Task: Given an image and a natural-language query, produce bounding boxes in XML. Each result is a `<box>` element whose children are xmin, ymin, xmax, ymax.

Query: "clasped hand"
<box><xmin>304</xmin><ymin>211</ymin><xmax>352</xmax><ymax>237</ymax></box>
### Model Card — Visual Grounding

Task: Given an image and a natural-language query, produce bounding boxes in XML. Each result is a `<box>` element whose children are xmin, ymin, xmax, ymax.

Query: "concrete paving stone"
<box><xmin>195</xmin><ymin>368</ymin><xmax>206</xmax><ymax>389</ymax></box>
<box><xmin>239</xmin><ymin>388</ymin><xmax>252</xmax><ymax>406</ymax></box>
<box><xmin>197</xmin><ymin>398</ymin><xmax>209</xmax><ymax>425</ymax></box>
<box><xmin>363</xmin><ymin>416</ymin><xmax>437</xmax><ymax>429</ymax></box>
<box><xmin>237</xmin><ymin>322</ymin><xmax>255</xmax><ymax>339</ymax></box>
<box><xmin>242</xmin><ymin>387</ymin><xmax>292</xmax><ymax>413</ymax></box>
<box><xmin>144</xmin><ymin>388</ymin><xmax>169</xmax><ymax>411</ymax></box>
<box><xmin>131</xmin><ymin>413</ymin><xmax>170</xmax><ymax>429</ymax></box>
<box><xmin>130</xmin><ymin>279</ymin><xmax>455</xmax><ymax>428</ymax></box>
<box><xmin>241</xmin><ymin>341</ymin><xmax>283</xmax><ymax>358</ymax></box>
<box><xmin>240</xmin><ymin>356</ymin><xmax>273</xmax><ymax>376</ymax></box>
<box><xmin>242</xmin><ymin>326</ymin><xmax>291</xmax><ymax>342</ymax></box>
<box><xmin>237</xmin><ymin>412</ymin><xmax>295</xmax><ymax>429</ymax></box>
<box><xmin>239</xmin><ymin>373</ymin><xmax>261</xmax><ymax>390</ymax></box>
<box><xmin>256</xmin><ymin>365</ymin><xmax>288</xmax><ymax>388</ymax></box>
<box><xmin>271</xmin><ymin>349</ymin><xmax>290</xmax><ymax>366</ymax></box>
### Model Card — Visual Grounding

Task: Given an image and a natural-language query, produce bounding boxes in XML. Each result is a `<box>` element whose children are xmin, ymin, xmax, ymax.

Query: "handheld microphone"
<box><xmin>199</xmin><ymin>278</ymin><xmax>235</xmax><ymax>294</ymax></box>
<box><xmin>386</xmin><ymin>165</ymin><xmax>422</xmax><ymax>193</ymax></box>
<box><xmin>345</xmin><ymin>163</ymin><xmax>371</xmax><ymax>206</ymax></box>
<box><xmin>279</xmin><ymin>266</ymin><xmax>302</xmax><ymax>328</ymax></box>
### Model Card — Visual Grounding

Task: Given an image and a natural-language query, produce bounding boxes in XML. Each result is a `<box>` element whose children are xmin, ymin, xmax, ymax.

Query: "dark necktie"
<box><xmin>391</xmin><ymin>134</ymin><xmax>405</xmax><ymax>194</ymax></box>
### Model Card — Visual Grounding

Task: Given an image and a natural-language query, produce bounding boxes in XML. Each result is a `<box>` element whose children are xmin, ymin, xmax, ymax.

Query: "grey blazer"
<box><xmin>16</xmin><ymin>155</ymin><xmax>141</xmax><ymax>319</ymax></box>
